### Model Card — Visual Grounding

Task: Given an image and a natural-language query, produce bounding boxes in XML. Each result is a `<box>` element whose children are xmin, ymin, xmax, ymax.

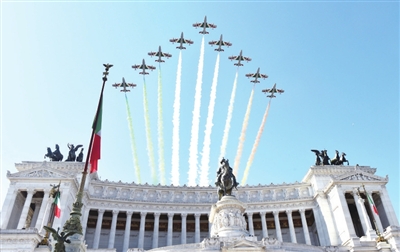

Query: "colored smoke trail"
<box><xmin>241</xmin><ymin>99</ymin><xmax>271</xmax><ymax>185</ymax></box>
<box><xmin>157</xmin><ymin>65</ymin><xmax>166</xmax><ymax>185</ymax></box>
<box><xmin>188</xmin><ymin>36</ymin><xmax>205</xmax><ymax>186</ymax></box>
<box><xmin>219</xmin><ymin>70</ymin><xmax>239</xmax><ymax>161</ymax></box>
<box><xmin>142</xmin><ymin>77</ymin><xmax>157</xmax><ymax>184</ymax></box>
<box><xmin>233</xmin><ymin>88</ymin><xmax>255</xmax><ymax>176</ymax></box>
<box><xmin>171</xmin><ymin>51</ymin><xmax>182</xmax><ymax>185</ymax></box>
<box><xmin>200</xmin><ymin>53</ymin><xmax>220</xmax><ymax>186</ymax></box>
<box><xmin>125</xmin><ymin>93</ymin><xmax>141</xmax><ymax>183</ymax></box>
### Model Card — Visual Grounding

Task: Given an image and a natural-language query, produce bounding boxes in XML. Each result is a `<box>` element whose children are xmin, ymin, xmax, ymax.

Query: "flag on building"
<box><xmin>54</xmin><ymin>191</ymin><xmax>61</xmax><ymax>218</ymax></box>
<box><xmin>366</xmin><ymin>191</ymin><xmax>379</xmax><ymax>215</ymax></box>
<box><xmin>90</xmin><ymin>97</ymin><xmax>103</xmax><ymax>173</ymax></box>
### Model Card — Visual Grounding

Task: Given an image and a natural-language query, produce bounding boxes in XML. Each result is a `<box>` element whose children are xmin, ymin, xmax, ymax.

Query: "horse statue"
<box><xmin>330</xmin><ymin>150</ymin><xmax>340</xmax><ymax>165</ymax></box>
<box><xmin>339</xmin><ymin>152</ymin><xmax>349</xmax><ymax>165</ymax></box>
<box><xmin>330</xmin><ymin>150</ymin><xmax>349</xmax><ymax>165</ymax></box>
<box><xmin>65</xmin><ymin>143</ymin><xmax>83</xmax><ymax>162</ymax></box>
<box><xmin>44</xmin><ymin>144</ymin><xmax>63</xmax><ymax>161</ymax></box>
<box><xmin>215</xmin><ymin>158</ymin><xmax>238</xmax><ymax>200</ymax></box>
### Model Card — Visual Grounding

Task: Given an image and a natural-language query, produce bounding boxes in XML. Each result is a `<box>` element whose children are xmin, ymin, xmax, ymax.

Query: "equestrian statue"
<box><xmin>215</xmin><ymin>158</ymin><xmax>239</xmax><ymax>200</ymax></box>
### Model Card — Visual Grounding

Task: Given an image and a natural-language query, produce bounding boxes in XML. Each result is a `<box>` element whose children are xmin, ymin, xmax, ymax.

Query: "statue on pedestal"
<box><xmin>215</xmin><ymin>158</ymin><xmax>238</xmax><ymax>200</ymax></box>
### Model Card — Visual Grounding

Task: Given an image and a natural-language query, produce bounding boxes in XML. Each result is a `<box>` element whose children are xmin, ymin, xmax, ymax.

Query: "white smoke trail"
<box><xmin>171</xmin><ymin>51</ymin><xmax>182</xmax><ymax>186</ymax></box>
<box><xmin>188</xmin><ymin>36</ymin><xmax>205</xmax><ymax>186</ymax></box>
<box><xmin>142</xmin><ymin>77</ymin><xmax>157</xmax><ymax>185</ymax></box>
<box><xmin>219</xmin><ymin>69</ymin><xmax>239</xmax><ymax>161</ymax></box>
<box><xmin>199</xmin><ymin>53</ymin><xmax>220</xmax><ymax>186</ymax></box>
<box><xmin>157</xmin><ymin>65</ymin><xmax>166</xmax><ymax>185</ymax></box>
<box><xmin>233</xmin><ymin>88</ymin><xmax>255</xmax><ymax>176</ymax></box>
<box><xmin>241</xmin><ymin>99</ymin><xmax>271</xmax><ymax>185</ymax></box>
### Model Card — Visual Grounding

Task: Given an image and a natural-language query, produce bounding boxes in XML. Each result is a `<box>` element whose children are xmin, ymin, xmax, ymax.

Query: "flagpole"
<box><xmin>40</xmin><ymin>182</ymin><xmax>60</xmax><ymax>245</ymax></box>
<box><xmin>361</xmin><ymin>184</ymin><xmax>386</xmax><ymax>242</ymax></box>
<box><xmin>62</xmin><ymin>64</ymin><xmax>113</xmax><ymax>235</ymax></box>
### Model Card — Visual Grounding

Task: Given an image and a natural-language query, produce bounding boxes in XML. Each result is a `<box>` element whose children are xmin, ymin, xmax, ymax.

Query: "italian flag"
<box><xmin>90</xmin><ymin>97</ymin><xmax>103</xmax><ymax>173</ymax></box>
<box><xmin>54</xmin><ymin>191</ymin><xmax>61</xmax><ymax>218</ymax></box>
<box><xmin>367</xmin><ymin>192</ymin><xmax>379</xmax><ymax>215</ymax></box>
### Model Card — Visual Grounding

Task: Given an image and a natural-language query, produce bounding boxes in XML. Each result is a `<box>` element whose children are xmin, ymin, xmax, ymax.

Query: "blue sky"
<box><xmin>1</xmin><ymin>1</ymin><xmax>398</xmax><ymax>218</ymax></box>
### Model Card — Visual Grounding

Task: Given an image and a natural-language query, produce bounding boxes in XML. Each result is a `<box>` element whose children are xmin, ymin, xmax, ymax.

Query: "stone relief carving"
<box><xmin>262</xmin><ymin>236</ymin><xmax>281</xmax><ymax>245</ymax></box>
<box><xmin>341</xmin><ymin>173</ymin><xmax>380</xmax><ymax>181</ymax></box>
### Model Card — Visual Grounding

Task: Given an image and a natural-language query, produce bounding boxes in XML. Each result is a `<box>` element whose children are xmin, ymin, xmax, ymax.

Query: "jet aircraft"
<box><xmin>132</xmin><ymin>59</ymin><xmax>156</xmax><ymax>75</ymax></box>
<box><xmin>169</xmin><ymin>32</ymin><xmax>194</xmax><ymax>50</ymax></box>
<box><xmin>148</xmin><ymin>46</ymin><xmax>172</xmax><ymax>63</ymax></box>
<box><xmin>262</xmin><ymin>83</ymin><xmax>284</xmax><ymax>98</ymax></box>
<box><xmin>228</xmin><ymin>50</ymin><xmax>252</xmax><ymax>66</ymax></box>
<box><xmin>245</xmin><ymin>68</ymin><xmax>268</xmax><ymax>83</ymax></box>
<box><xmin>112</xmin><ymin>77</ymin><xmax>137</xmax><ymax>92</ymax></box>
<box><xmin>193</xmin><ymin>16</ymin><xmax>217</xmax><ymax>34</ymax></box>
<box><xmin>208</xmin><ymin>34</ymin><xmax>232</xmax><ymax>52</ymax></box>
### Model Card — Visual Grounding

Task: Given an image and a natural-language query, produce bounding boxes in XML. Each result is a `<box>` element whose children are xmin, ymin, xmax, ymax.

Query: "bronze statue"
<box><xmin>215</xmin><ymin>158</ymin><xmax>238</xmax><ymax>200</ymax></box>
<box><xmin>65</xmin><ymin>144</ymin><xmax>83</xmax><ymax>162</ymax></box>
<box><xmin>44</xmin><ymin>144</ymin><xmax>63</xmax><ymax>162</ymax></box>
<box><xmin>76</xmin><ymin>148</ymin><xmax>84</xmax><ymax>162</ymax></box>
<box><xmin>311</xmin><ymin>150</ymin><xmax>322</xmax><ymax>165</ymax></box>
<box><xmin>330</xmin><ymin>150</ymin><xmax>349</xmax><ymax>165</ymax></box>
<box><xmin>42</xmin><ymin>226</ymin><xmax>77</xmax><ymax>252</ymax></box>
<box><xmin>311</xmin><ymin>149</ymin><xmax>331</xmax><ymax>165</ymax></box>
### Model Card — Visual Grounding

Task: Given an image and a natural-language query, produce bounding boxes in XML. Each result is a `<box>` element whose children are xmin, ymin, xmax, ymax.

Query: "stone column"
<box><xmin>367</xmin><ymin>191</ymin><xmax>383</xmax><ymax>233</ymax></box>
<box><xmin>379</xmin><ymin>186</ymin><xmax>400</xmax><ymax>226</ymax></box>
<box><xmin>247</xmin><ymin>212</ymin><xmax>255</xmax><ymax>236</ymax></box>
<box><xmin>81</xmin><ymin>207</ymin><xmax>91</xmax><ymax>237</ymax></box>
<box><xmin>299</xmin><ymin>209</ymin><xmax>311</xmax><ymax>245</ymax></box>
<box><xmin>195</xmin><ymin>213</ymin><xmax>201</xmax><ymax>243</ymax></box>
<box><xmin>1</xmin><ymin>188</ymin><xmax>18</xmax><ymax>229</ymax></box>
<box><xmin>17</xmin><ymin>189</ymin><xmax>35</xmax><ymax>229</ymax></box>
<box><xmin>357</xmin><ymin>198</ymin><xmax>377</xmax><ymax>240</ymax></box>
<box><xmin>314</xmin><ymin>191</ymin><xmax>337</xmax><ymax>246</ymax></box>
<box><xmin>286</xmin><ymin>210</ymin><xmax>297</xmax><ymax>243</ymax></box>
<box><xmin>167</xmin><ymin>213</ymin><xmax>174</xmax><ymax>246</ymax></box>
<box><xmin>273</xmin><ymin>211</ymin><xmax>282</xmax><ymax>242</ymax></box>
<box><xmin>352</xmin><ymin>190</ymin><xmax>368</xmax><ymax>235</ymax></box>
<box><xmin>152</xmin><ymin>212</ymin><xmax>160</xmax><ymax>249</ymax></box>
<box><xmin>123</xmin><ymin>211</ymin><xmax>133</xmax><ymax>252</ymax></box>
<box><xmin>181</xmin><ymin>213</ymin><xmax>187</xmax><ymax>244</ymax></box>
<box><xmin>260</xmin><ymin>211</ymin><xmax>268</xmax><ymax>238</ymax></box>
<box><xmin>93</xmin><ymin>209</ymin><xmax>105</xmax><ymax>249</ymax></box>
<box><xmin>108</xmin><ymin>210</ymin><xmax>119</xmax><ymax>249</ymax></box>
<box><xmin>138</xmin><ymin>212</ymin><xmax>147</xmax><ymax>249</ymax></box>
<box><xmin>334</xmin><ymin>186</ymin><xmax>357</xmax><ymax>238</ymax></box>
<box><xmin>35</xmin><ymin>190</ymin><xmax>50</xmax><ymax>230</ymax></box>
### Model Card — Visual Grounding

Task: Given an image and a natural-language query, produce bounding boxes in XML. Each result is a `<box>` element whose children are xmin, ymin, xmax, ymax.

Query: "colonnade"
<box><xmin>82</xmin><ymin>208</ymin><xmax>318</xmax><ymax>250</ymax></box>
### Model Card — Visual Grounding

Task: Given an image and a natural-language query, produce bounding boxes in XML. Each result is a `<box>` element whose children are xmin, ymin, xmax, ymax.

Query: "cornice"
<box><xmin>15</xmin><ymin>161</ymin><xmax>85</xmax><ymax>173</ymax></box>
<box><xmin>302</xmin><ymin>165</ymin><xmax>376</xmax><ymax>183</ymax></box>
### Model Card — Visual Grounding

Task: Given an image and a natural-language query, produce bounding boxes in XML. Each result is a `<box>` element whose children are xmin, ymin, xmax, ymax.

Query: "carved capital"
<box><xmin>154</xmin><ymin>212</ymin><xmax>161</xmax><ymax>217</ymax></box>
<box><xmin>194</xmin><ymin>213</ymin><xmax>201</xmax><ymax>218</ymax></box>
<box><xmin>98</xmin><ymin>209</ymin><xmax>105</xmax><ymax>214</ymax></box>
<box><xmin>140</xmin><ymin>212</ymin><xmax>147</xmax><ymax>218</ymax></box>
<box><xmin>272</xmin><ymin>210</ymin><xmax>280</xmax><ymax>216</ymax></box>
<box><xmin>286</xmin><ymin>209</ymin><xmax>292</xmax><ymax>215</ymax></box>
<box><xmin>26</xmin><ymin>188</ymin><xmax>36</xmax><ymax>195</ymax></box>
<box><xmin>112</xmin><ymin>209</ymin><xmax>119</xmax><ymax>215</ymax></box>
<box><xmin>126</xmin><ymin>211</ymin><xmax>133</xmax><ymax>216</ymax></box>
<box><xmin>181</xmin><ymin>213</ymin><xmax>188</xmax><ymax>218</ymax></box>
<box><xmin>168</xmin><ymin>213</ymin><xmax>174</xmax><ymax>218</ymax></box>
<box><xmin>259</xmin><ymin>211</ymin><xmax>266</xmax><ymax>216</ymax></box>
<box><xmin>299</xmin><ymin>209</ymin><xmax>306</xmax><ymax>214</ymax></box>
<box><xmin>247</xmin><ymin>212</ymin><xmax>253</xmax><ymax>218</ymax></box>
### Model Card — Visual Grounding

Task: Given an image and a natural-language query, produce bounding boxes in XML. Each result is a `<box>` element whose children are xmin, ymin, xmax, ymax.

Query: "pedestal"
<box><xmin>209</xmin><ymin>195</ymin><xmax>254</xmax><ymax>240</ymax></box>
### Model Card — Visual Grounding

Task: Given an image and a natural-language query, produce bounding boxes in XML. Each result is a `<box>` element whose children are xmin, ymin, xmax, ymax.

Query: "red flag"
<box><xmin>89</xmin><ymin>98</ymin><xmax>102</xmax><ymax>173</ymax></box>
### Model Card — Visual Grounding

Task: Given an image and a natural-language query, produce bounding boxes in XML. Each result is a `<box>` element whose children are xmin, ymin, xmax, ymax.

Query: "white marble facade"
<box><xmin>0</xmin><ymin>161</ymin><xmax>399</xmax><ymax>252</ymax></box>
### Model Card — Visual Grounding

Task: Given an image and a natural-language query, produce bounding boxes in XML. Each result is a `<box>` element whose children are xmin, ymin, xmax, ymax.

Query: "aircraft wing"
<box><xmin>228</xmin><ymin>55</ymin><xmax>237</xmax><ymax>60</ymax></box>
<box><xmin>209</xmin><ymin>23</ymin><xmax>217</xmax><ymax>29</ymax></box>
<box><xmin>193</xmin><ymin>23</ymin><xmax>201</xmax><ymax>28</ymax></box>
<box><xmin>186</xmin><ymin>39</ymin><xmax>194</xmax><ymax>45</ymax></box>
<box><xmin>132</xmin><ymin>65</ymin><xmax>140</xmax><ymax>70</ymax></box>
<box><xmin>112</xmin><ymin>83</ymin><xmax>120</xmax><ymax>88</ymax></box>
<box><xmin>208</xmin><ymin>40</ymin><xmax>217</xmax><ymax>45</ymax></box>
<box><xmin>260</xmin><ymin>74</ymin><xmax>268</xmax><ymax>79</ymax></box>
<box><xmin>245</xmin><ymin>73</ymin><xmax>254</xmax><ymax>78</ymax></box>
<box><xmin>243</xmin><ymin>56</ymin><xmax>252</xmax><ymax>62</ymax></box>
<box><xmin>127</xmin><ymin>83</ymin><xmax>137</xmax><ymax>87</ymax></box>
<box><xmin>262</xmin><ymin>89</ymin><xmax>272</xmax><ymax>93</ymax></box>
<box><xmin>148</xmin><ymin>65</ymin><xmax>156</xmax><ymax>70</ymax></box>
<box><xmin>224</xmin><ymin>41</ymin><xmax>232</xmax><ymax>47</ymax></box>
<box><xmin>164</xmin><ymin>53</ymin><xmax>172</xmax><ymax>58</ymax></box>
<box><xmin>169</xmin><ymin>38</ymin><xmax>178</xmax><ymax>43</ymax></box>
<box><xmin>148</xmin><ymin>52</ymin><xmax>157</xmax><ymax>56</ymax></box>
<box><xmin>276</xmin><ymin>89</ymin><xmax>284</xmax><ymax>94</ymax></box>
